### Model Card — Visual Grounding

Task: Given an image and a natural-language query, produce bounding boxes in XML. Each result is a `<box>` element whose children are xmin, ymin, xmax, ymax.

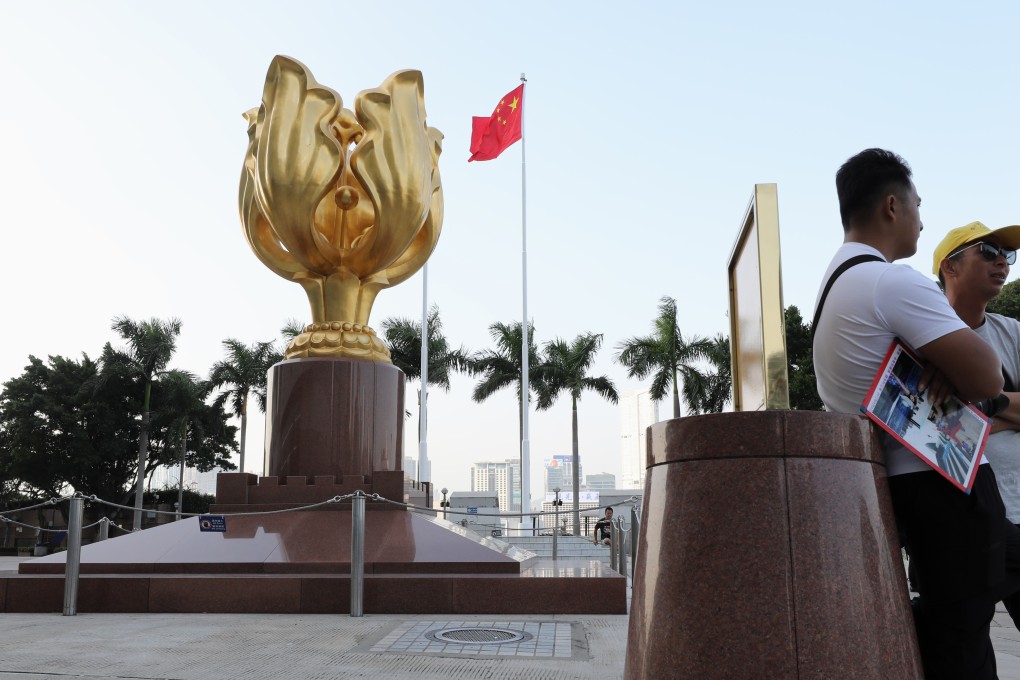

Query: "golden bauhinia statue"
<box><xmin>239</xmin><ymin>55</ymin><xmax>443</xmax><ymax>362</ymax></box>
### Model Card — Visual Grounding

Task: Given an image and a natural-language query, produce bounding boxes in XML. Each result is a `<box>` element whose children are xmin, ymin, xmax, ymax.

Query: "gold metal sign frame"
<box><xmin>727</xmin><ymin>183</ymin><xmax>789</xmax><ymax>411</ymax></box>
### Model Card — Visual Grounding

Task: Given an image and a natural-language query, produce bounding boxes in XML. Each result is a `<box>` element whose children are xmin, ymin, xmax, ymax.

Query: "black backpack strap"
<box><xmin>1003</xmin><ymin>366</ymin><xmax>1016</xmax><ymax>393</ymax></box>
<box><xmin>811</xmin><ymin>254</ymin><xmax>883</xmax><ymax>343</ymax></box>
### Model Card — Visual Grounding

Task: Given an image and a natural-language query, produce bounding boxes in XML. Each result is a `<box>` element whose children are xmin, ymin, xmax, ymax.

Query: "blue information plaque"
<box><xmin>198</xmin><ymin>515</ymin><xmax>227</xmax><ymax>532</ymax></box>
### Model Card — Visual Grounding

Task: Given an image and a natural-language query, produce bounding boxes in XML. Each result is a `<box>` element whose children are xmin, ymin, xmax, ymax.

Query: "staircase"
<box><xmin>501</xmin><ymin>534</ymin><xmax>613</xmax><ymax>563</ymax></box>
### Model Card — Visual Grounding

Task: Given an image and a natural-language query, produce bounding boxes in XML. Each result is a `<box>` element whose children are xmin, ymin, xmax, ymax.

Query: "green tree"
<box><xmin>0</xmin><ymin>430</ymin><xmax>19</xmax><ymax>507</ymax></box>
<box><xmin>0</xmin><ymin>354</ymin><xmax>140</xmax><ymax>505</ymax></box>
<box><xmin>785</xmin><ymin>306</ymin><xmax>823</xmax><ymax>411</ymax></box>
<box><xmin>542</xmin><ymin>333</ymin><xmax>618</xmax><ymax>534</ymax></box>
<box><xmin>988</xmin><ymin>279</ymin><xmax>1020</xmax><ymax>320</ymax></box>
<box><xmin>149</xmin><ymin>486</ymin><xmax>216</xmax><ymax>515</ymax></box>
<box><xmin>99</xmin><ymin>316</ymin><xmax>182</xmax><ymax>530</ymax></box>
<box><xmin>0</xmin><ymin>353</ymin><xmax>235</xmax><ymax>529</ymax></box>
<box><xmin>615</xmin><ymin>297</ymin><xmax>712</xmax><ymax>418</ymax></box>
<box><xmin>208</xmin><ymin>339</ymin><xmax>277</xmax><ymax>474</ymax></box>
<box><xmin>148</xmin><ymin>370</ymin><xmax>237</xmax><ymax>517</ymax></box>
<box><xmin>471</xmin><ymin>321</ymin><xmax>552</xmax><ymax>510</ymax></box>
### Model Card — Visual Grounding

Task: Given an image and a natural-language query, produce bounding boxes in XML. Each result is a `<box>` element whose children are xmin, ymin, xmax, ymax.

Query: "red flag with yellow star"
<box><xmin>469</xmin><ymin>84</ymin><xmax>524</xmax><ymax>162</ymax></box>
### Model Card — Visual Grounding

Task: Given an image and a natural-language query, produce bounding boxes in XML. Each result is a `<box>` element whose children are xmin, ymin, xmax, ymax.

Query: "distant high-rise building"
<box><xmin>194</xmin><ymin>469</ymin><xmax>218</xmax><ymax>495</ymax></box>
<box><xmin>470</xmin><ymin>459</ymin><xmax>521</xmax><ymax>512</ymax></box>
<box><xmin>620</xmin><ymin>389</ymin><xmax>659</xmax><ymax>489</ymax></box>
<box><xmin>585</xmin><ymin>472</ymin><xmax>616</xmax><ymax>490</ymax></box>
<box><xmin>149</xmin><ymin>465</ymin><xmax>215</xmax><ymax>496</ymax></box>
<box><xmin>544</xmin><ymin>455</ymin><xmax>582</xmax><ymax>494</ymax></box>
<box><xmin>404</xmin><ymin>455</ymin><xmax>417</xmax><ymax>482</ymax></box>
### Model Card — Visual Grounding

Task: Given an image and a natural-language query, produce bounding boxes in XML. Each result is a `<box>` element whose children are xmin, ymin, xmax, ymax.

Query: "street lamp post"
<box><xmin>440</xmin><ymin>487</ymin><xmax>449</xmax><ymax>520</ymax></box>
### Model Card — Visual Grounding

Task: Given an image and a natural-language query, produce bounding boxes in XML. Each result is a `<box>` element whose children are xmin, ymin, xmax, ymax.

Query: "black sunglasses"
<box><xmin>952</xmin><ymin>241</ymin><xmax>1017</xmax><ymax>265</ymax></box>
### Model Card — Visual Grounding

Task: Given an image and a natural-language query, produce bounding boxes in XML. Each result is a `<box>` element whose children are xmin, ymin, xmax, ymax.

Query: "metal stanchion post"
<box><xmin>616</xmin><ymin>517</ymin><xmax>627</xmax><ymax>576</ymax></box>
<box><xmin>630</xmin><ymin>506</ymin><xmax>639</xmax><ymax>579</ymax></box>
<box><xmin>350</xmin><ymin>492</ymin><xmax>365</xmax><ymax>617</ymax></box>
<box><xmin>98</xmin><ymin>517</ymin><xmax>109</xmax><ymax>542</ymax></box>
<box><xmin>609</xmin><ymin>520</ymin><xmax>618</xmax><ymax>571</ymax></box>
<box><xmin>63</xmin><ymin>496</ymin><xmax>83</xmax><ymax>616</ymax></box>
<box><xmin>552</xmin><ymin>487</ymin><xmax>560</xmax><ymax>561</ymax></box>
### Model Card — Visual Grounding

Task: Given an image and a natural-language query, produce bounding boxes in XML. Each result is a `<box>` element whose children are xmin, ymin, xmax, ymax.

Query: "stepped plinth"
<box><xmin>1</xmin><ymin>361</ymin><xmax>625</xmax><ymax>614</ymax></box>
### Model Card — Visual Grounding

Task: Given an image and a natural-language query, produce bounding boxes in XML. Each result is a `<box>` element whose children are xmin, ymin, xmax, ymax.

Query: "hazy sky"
<box><xmin>2</xmin><ymin>2</ymin><xmax>1019</xmax><ymax>504</ymax></box>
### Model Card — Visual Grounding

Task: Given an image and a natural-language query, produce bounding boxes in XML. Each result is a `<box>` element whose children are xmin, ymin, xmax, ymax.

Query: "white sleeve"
<box><xmin>873</xmin><ymin>265</ymin><xmax>966</xmax><ymax>350</ymax></box>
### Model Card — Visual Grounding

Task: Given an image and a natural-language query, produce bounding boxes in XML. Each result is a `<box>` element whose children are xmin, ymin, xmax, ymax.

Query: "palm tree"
<box><xmin>684</xmin><ymin>334</ymin><xmax>732</xmax><ymax>414</ymax></box>
<box><xmin>382</xmin><ymin>305</ymin><xmax>473</xmax><ymax>389</ymax></box>
<box><xmin>208</xmin><ymin>339</ymin><xmax>277</xmax><ymax>474</ymax></box>
<box><xmin>472</xmin><ymin>321</ymin><xmax>551</xmax><ymax>512</ymax></box>
<box><xmin>543</xmin><ymin>333</ymin><xmax>618</xmax><ymax>534</ymax></box>
<box><xmin>156</xmin><ymin>370</ymin><xmax>211</xmax><ymax>520</ymax></box>
<box><xmin>99</xmin><ymin>315</ymin><xmax>182</xmax><ymax>530</ymax></box>
<box><xmin>280</xmin><ymin>318</ymin><xmax>306</xmax><ymax>344</ymax></box>
<box><xmin>381</xmin><ymin>306</ymin><xmax>473</xmax><ymax>480</ymax></box>
<box><xmin>615</xmin><ymin>296</ymin><xmax>712</xmax><ymax>418</ymax></box>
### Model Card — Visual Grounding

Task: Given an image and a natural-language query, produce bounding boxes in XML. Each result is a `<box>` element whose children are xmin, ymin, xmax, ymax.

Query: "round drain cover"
<box><xmin>428</xmin><ymin>627</ymin><xmax>532</xmax><ymax>645</ymax></box>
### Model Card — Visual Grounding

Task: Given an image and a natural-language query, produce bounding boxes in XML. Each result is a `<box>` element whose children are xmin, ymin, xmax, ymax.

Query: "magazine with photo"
<box><xmin>861</xmin><ymin>339</ymin><xmax>991</xmax><ymax>493</ymax></box>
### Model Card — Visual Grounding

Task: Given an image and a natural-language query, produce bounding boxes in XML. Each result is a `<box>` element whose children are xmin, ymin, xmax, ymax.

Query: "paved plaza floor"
<box><xmin>3</xmin><ymin>557</ymin><xmax>1020</xmax><ymax>679</ymax></box>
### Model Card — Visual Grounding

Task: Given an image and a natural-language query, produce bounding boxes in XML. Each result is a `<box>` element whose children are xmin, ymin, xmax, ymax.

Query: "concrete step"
<box><xmin>500</xmin><ymin>535</ymin><xmax>614</xmax><ymax>562</ymax></box>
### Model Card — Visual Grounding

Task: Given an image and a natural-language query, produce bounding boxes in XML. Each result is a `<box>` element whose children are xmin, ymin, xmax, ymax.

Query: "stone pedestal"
<box><xmin>624</xmin><ymin>411</ymin><xmax>922</xmax><ymax>679</ymax></box>
<box><xmin>264</xmin><ymin>357</ymin><xmax>404</xmax><ymax>484</ymax></box>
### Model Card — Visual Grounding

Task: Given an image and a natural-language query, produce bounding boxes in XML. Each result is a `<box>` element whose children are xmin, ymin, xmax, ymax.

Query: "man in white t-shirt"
<box><xmin>935</xmin><ymin>221</ymin><xmax>1020</xmax><ymax>629</ymax></box>
<box><xmin>813</xmin><ymin>149</ymin><xmax>1010</xmax><ymax>680</ymax></box>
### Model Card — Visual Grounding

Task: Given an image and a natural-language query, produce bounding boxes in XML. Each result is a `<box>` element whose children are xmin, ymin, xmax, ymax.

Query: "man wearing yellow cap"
<box><xmin>813</xmin><ymin>149</ymin><xmax>1007</xmax><ymax>679</ymax></box>
<box><xmin>935</xmin><ymin>221</ymin><xmax>1020</xmax><ymax>629</ymax></box>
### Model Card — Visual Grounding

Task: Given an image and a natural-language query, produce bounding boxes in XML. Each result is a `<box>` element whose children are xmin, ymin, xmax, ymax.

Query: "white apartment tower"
<box><xmin>470</xmin><ymin>459</ymin><xmax>521</xmax><ymax>512</ymax></box>
<box><xmin>620</xmin><ymin>388</ymin><xmax>659</xmax><ymax>489</ymax></box>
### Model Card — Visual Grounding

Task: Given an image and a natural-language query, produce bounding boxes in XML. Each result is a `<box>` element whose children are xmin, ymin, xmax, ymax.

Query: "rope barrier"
<box><xmin>2</xmin><ymin>490</ymin><xmax>643</xmax><ymax>527</ymax></box>
<box><xmin>0</xmin><ymin>495</ymin><xmax>74</xmax><ymax>516</ymax></box>
<box><xmin>1</xmin><ymin>515</ymin><xmax>117</xmax><ymax>534</ymax></box>
<box><xmin>84</xmin><ymin>493</ymin><xmax>360</xmax><ymax>518</ymax></box>
<box><xmin>0</xmin><ymin>516</ymin><xmax>70</xmax><ymax>533</ymax></box>
<box><xmin>372</xmin><ymin>492</ymin><xmax>640</xmax><ymax>520</ymax></box>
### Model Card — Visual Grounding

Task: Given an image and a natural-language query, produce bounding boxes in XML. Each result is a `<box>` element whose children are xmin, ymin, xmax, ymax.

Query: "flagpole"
<box><xmin>519</xmin><ymin>73</ymin><xmax>530</xmax><ymax>534</ymax></box>
<box><xmin>419</xmin><ymin>263</ymin><xmax>429</xmax><ymax>486</ymax></box>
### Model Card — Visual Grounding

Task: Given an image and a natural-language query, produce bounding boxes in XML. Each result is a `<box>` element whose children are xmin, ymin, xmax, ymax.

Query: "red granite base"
<box><xmin>263</xmin><ymin>358</ymin><xmax>404</xmax><ymax>486</ymax></box>
<box><xmin>213</xmin><ymin>470</ymin><xmax>407</xmax><ymax>510</ymax></box>
<box><xmin>625</xmin><ymin>411</ymin><xmax>923</xmax><ymax>679</ymax></box>
<box><xmin>4</xmin><ymin>510</ymin><xmax>626</xmax><ymax>614</ymax></box>
<box><xmin>0</xmin><ymin>561</ymin><xmax>625</xmax><ymax>614</ymax></box>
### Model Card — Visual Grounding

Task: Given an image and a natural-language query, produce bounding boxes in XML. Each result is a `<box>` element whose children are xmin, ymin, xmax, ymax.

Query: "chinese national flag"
<box><xmin>468</xmin><ymin>84</ymin><xmax>524</xmax><ymax>162</ymax></box>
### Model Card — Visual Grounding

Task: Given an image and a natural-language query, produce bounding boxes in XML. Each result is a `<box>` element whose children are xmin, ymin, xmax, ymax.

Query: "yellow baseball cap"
<box><xmin>932</xmin><ymin>221</ymin><xmax>1020</xmax><ymax>275</ymax></box>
